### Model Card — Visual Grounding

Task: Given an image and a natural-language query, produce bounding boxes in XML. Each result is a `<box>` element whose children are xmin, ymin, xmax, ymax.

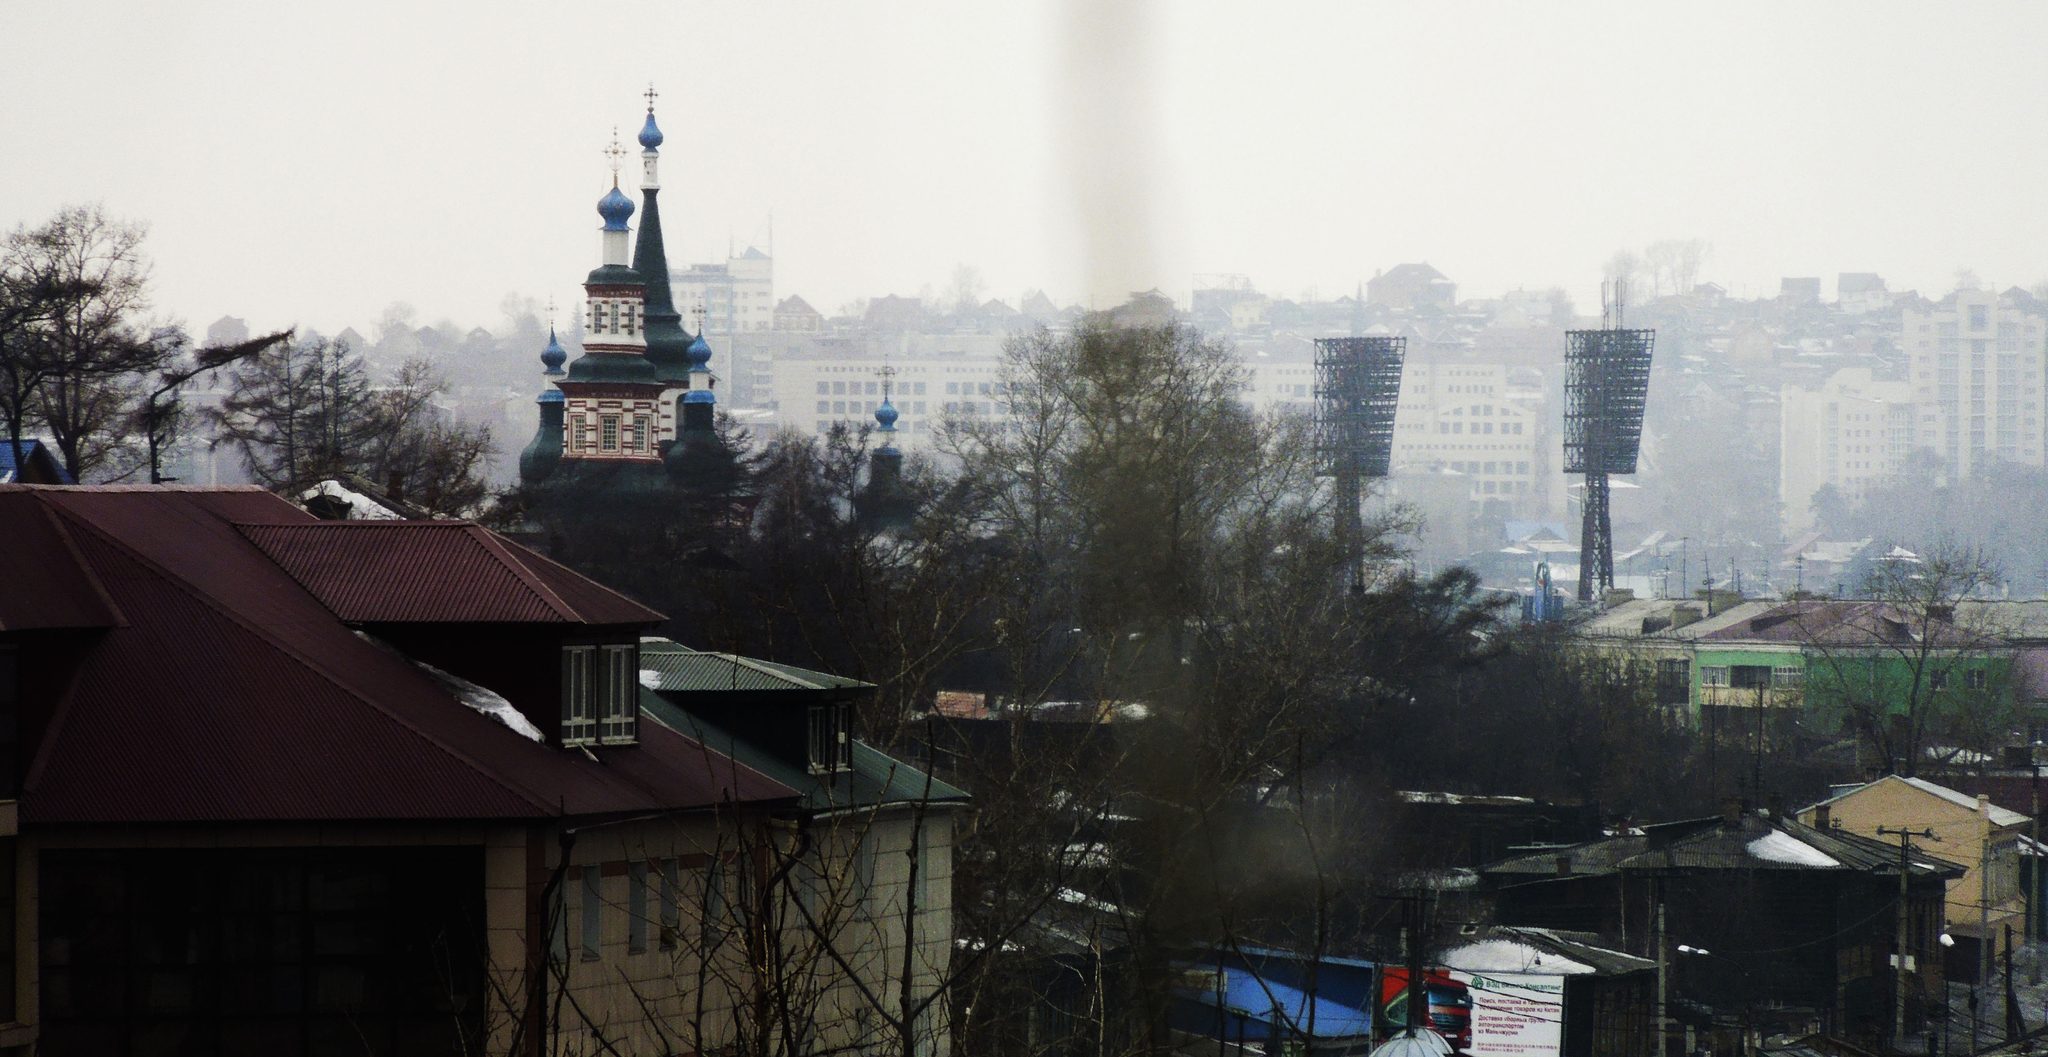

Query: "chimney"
<box><xmin>1979</xmin><ymin>793</ymin><xmax>1991</xmax><ymax>816</ymax></box>
<box><xmin>1721</xmin><ymin>797</ymin><xmax>1742</xmax><ymax>825</ymax></box>
<box><xmin>1555</xmin><ymin>855</ymin><xmax>1572</xmax><ymax>878</ymax></box>
<box><xmin>1815</xmin><ymin>804</ymin><xmax>1831</xmax><ymax>829</ymax></box>
<box><xmin>386</xmin><ymin>470</ymin><xmax>406</xmax><ymax>502</ymax></box>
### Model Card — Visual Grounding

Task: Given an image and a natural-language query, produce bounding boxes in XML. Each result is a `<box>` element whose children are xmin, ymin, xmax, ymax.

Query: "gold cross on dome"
<box><xmin>605</xmin><ymin>129</ymin><xmax>625</xmax><ymax>173</ymax></box>
<box><xmin>645</xmin><ymin>83</ymin><xmax>659</xmax><ymax>111</ymax></box>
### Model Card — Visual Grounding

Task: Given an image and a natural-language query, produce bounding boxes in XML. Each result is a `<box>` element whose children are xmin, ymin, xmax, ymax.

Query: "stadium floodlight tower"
<box><xmin>1314</xmin><ymin>336</ymin><xmax>1407</xmax><ymax>589</ymax></box>
<box><xmin>1564</xmin><ymin>282</ymin><xmax>1655</xmax><ymax>602</ymax></box>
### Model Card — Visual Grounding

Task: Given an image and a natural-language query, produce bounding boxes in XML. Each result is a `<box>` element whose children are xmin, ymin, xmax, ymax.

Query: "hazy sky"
<box><xmin>6</xmin><ymin>2</ymin><xmax>2046</xmax><ymax>338</ymax></box>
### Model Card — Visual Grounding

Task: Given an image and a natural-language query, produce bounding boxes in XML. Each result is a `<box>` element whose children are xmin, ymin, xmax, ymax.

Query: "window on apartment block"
<box><xmin>808</xmin><ymin>700</ymin><xmax>852</xmax><ymax>774</ymax></box>
<box><xmin>1970</xmin><ymin>304</ymin><xmax>1989</xmax><ymax>330</ymax></box>
<box><xmin>581</xmin><ymin>864</ymin><xmax>602</xmax><ymax>961</ymax></box>
<box><xmin>1656</xmin><ymin>659</ymin><xmax>1691</xmax><ymax>704</ymax></box>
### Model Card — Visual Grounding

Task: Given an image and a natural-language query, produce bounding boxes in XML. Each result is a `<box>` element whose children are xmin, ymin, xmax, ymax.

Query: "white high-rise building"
<box><xmin>674</xmin><ymin>247</ymin><xmax>773</xmax><ymax>334</ymax></box>
<box><xmin>1779</xmin><ymin>368</ymin><xmax>1915</xmax><ymax>535</ymax></box>
<box><xmin>1903</xmin><ymin>289</ymin><xmax>2048</xmax><ymax>476</ymax></box>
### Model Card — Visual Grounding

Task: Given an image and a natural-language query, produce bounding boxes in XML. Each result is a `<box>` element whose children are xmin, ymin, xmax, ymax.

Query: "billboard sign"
<box><xmin>1444</xmin><ymin>970</ymin><xmax>1564</xmax><ymax>1057</ymax></box>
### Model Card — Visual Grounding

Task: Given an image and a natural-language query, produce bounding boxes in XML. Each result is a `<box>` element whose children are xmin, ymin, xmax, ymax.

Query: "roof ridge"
<box><xmin>460</xmin><ymin>525</ymin><xmax>585</xmax><ymax>621</ymax></box>
<box><xmin>45</xmin><ymin>502</ymin><xmax>562</xmax><ymax>814</ymax></box>
<box><xmin>32</xmin><ymin>497</ymin><xmax>127</xmax><ymax>627</ymax></box>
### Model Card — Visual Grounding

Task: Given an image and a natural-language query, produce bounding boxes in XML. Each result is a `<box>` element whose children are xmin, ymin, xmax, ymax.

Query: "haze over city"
<box><xmin>6</xmin><ymin>2</ymin><xmax>2047</xmax><ymax>333</ymax></box>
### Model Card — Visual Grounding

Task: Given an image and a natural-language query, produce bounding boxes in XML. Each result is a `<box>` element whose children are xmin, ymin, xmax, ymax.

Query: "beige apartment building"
<box><xmin>1904</xmin><ymin>289</ymin><xmax>2048</xmax><ymax>477</ymax></box>
<box><xmin>1780</xmin><ymin>368</ymin><xmax>1915</xmax><ymax>534</ymax></box>
<box><xmin>1388</xmin><ymin>360</ymin><xmax>1549</xmax><ymax>516</ymax></box>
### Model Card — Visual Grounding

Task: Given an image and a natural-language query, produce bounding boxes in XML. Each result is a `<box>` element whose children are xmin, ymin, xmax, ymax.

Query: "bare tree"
<box><xmin>1797</xmin><ymin>545</ymin><xmax>2020</xmax><ymax>778</ymax></box>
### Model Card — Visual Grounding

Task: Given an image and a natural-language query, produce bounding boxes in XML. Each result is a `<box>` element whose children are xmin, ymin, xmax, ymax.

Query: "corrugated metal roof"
<box><xmin>639</xmin><ymin>639</ymin><xmax>872</xmax><ymax>692</ymax></box>
<box><xmin>641</xmin><ymin>692</ymin><xmax>967</xmax><ymax>812</ymax></box>
<box><xmin>1483</xmin><ymin>814</ymin><xmax>1963</xmax><ymax>878</ymax></box>
<box><xmin>0</xmin><ymin>439</ymin><xmax>74</xmax><ymax>484</ymax></box>
<box><xmin>4</xmin><ymin>486</ymin><xmax>795</xmax><ymax>823</ymax></box>
<box><xmin>0</xmin><ymin>493</ymin><xmax>122</xmax><ymax>629</ymax></box>
<box><xmin>239</xmin><ymin>521</ymin><xmax>663</xmax><ymax>625</ymax></box>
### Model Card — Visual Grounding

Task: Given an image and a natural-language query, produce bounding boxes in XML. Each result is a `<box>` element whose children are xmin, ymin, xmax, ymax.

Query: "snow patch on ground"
<box><xmin>415</xmin><ymin>660</ymin><xmax>544</xmax><ymax>742</ymax></box>
<box><xmin>1440</xmin><ymin>939</ymin><xmax>1594</xmax><ymax>975</ymax></box>
<box><xmin>1747</xmin><ymin>830</ymin><xmax>1839</xmax><ymax>868</ymax></box>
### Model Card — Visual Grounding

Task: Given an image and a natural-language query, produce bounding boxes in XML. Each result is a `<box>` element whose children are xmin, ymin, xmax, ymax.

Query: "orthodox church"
<box><xmin>519</xmin><ymin>94</ymin><xmax>737</xmax><ymax>497</ymax></box>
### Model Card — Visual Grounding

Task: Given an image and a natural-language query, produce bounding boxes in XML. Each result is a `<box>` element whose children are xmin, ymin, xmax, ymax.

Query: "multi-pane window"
<box><xmin>633</xmin><ymin>415</ymin><xmax>651</xmax><ymax>452</ymax></box>
<box><xmin>807</xmin><ymin>701</ymin><xmax>852</xmax><ymax>773</ymax></box>
<box><xmin>1655</xmin><ymin>659</ymin><xmax>1690</xmax><ymax>704</ymax></box>
<box><xmin>562</xmin><ymin>646</ymin><xmax>596</xmax><ymax>745</ymax></box>
<box><xmin>1699</xmin><ymin>666</ymin><xmax>1729</xmax><ymax>688</ymax></box>
<box><xmin>1729</xmin><ymin>665</ymin><xmax>1773</xmax><ymax>690</ymax></box>
<box><xmin>600</xmin><ymin>644</ymin><xmax>638</xmax><ymax>744</ymax></box>
<box><xmin>601</xmin><ymin>416</ymin><xmax>621</xmax><ymax>452</ymax></box>
<box><xmin>1772</xmin><ymin>666</ymin><xmax>1804</xmax><ymax>688</ymax></box>
<box><xmin>563</xmin><ymin>644</ymin><xmax>639</xmax><ymax>746</ymax></box>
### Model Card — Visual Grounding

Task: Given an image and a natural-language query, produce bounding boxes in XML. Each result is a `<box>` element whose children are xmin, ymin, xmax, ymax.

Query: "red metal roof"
<box><xmin>237</xmin><ymin>521</ymin><xmax>662</xmax><ymax>625</ymax></box>
<box><xmin>0</xmin><ymin>486</ymin><xmax>795</xmax><ymax>824</ymax></box>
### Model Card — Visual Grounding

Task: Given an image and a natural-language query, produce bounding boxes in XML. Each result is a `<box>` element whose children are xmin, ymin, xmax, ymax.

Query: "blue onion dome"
<box><xmin>597</xmin><ymin>186</ymin><xmax>635</xmax><ymax>231</ymax></box>
<box><xmin>638</xmin><ymin>111</ymin><xmax>664</xmax><ymax>150</ymax></box>
<box><xmin>687</xmin><ymin>333</ymin><xmax>712</xmax><ymax>370</ymax></box>
<box><xmin>540</xmin><ymin>327</ymin><xmax>567</xmax><ymax>376</ymax></box>
<box><xmin>875</xmin><ymin>397</ymin><xmax>898</xmax><ymax>430</ymax></box>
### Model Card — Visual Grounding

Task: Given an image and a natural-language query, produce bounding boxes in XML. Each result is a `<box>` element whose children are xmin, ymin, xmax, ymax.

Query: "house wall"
<box><xmin>1795</xmin><ymin>780</ymin><xmax>2025</xmax><ymax>943</ymax></box>
<box><xmin>550</xmin><ymin>806</ymin><xmax>956</xmax><ymax>1057</ymax></box>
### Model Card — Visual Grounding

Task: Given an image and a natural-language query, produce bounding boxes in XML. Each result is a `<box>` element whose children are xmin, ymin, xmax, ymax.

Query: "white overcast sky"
<box><xmin>5</xmin><ymin>2</ymin><xmax>2046</xmax><ymax>337</ymax></box>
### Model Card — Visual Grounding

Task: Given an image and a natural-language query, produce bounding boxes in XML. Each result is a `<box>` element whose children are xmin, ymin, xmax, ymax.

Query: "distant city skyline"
<box><xmin>5</xmin><ymin>2</ymin><xmax>2045</xmax><ymax>337</ymax></box>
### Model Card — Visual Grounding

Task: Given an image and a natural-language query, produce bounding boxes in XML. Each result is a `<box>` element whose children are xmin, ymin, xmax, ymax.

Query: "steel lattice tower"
<box><xmin>1564</xmin><ymin>287</ymin><xmax>1654</xmax><ymax>602</ymax></box>
<box><xmin>1314</xmin><ymin>337</ymin><xmax>1406</xmax><ymax>588</ymax></box>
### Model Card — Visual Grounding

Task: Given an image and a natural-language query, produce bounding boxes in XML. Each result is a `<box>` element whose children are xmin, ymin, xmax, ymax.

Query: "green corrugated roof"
<box><xmin>639</xmin><ymin>638</ymin><xmax>873</xmax><ymax>693</ymax></box>
<box><xmin>641</xmin><ymin>690</ymin><xmax>968</xmax><ymax>812</ymax></box>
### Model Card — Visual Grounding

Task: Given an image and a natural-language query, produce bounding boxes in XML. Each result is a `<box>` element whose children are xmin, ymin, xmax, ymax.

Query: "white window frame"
<box><xmin>599</xmin><ymin>644</ymin><xmax>638</xmax><ymax>745</ymax></box>
<box><xmin>562</xmin><ymin>646</ymin><xmax>597</xmax><ymax>746</ymax></box>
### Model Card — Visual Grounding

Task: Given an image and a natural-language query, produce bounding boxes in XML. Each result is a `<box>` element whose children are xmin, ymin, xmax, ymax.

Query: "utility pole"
<box><xmin>1878</xmin><ymin>825</ymin><xmax>1936</xmax><ymax>1049</ymax></box>
<box><xmin>1655</xmin><ymin>894</ymin><xmax>1668</xmax><ymax>1057</ymax></box>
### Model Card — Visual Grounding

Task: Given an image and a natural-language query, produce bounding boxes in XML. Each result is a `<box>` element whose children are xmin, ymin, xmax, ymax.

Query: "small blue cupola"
<box><xmin>540</xmin><ymin>327</ymin><xmax>567</xmax><ymax>377</ymax></box>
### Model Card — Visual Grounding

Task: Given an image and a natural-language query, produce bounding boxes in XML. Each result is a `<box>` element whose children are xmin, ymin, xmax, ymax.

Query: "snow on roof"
<box><xmin>300</xmin><ymin>478</ymin><xmax>403</xmax><ymax>520</ymax></box>
<box><xmin>1746</xmin><ymin>830</ymin><xmax>1840</xmax><ymax>868</ymax></box>
<box><xmin>415</xmin><ymin>660</ymin><xmax>544</xmax><ymax>742</ymax></box>
<box><xmin>1809</xmin><ymin>775</ymin><xmax>2031</xmax><ymax>828</ymax></box>
<box><xmin>1439</xmin><ymin>939</ymin><xmax>1594</xmax><ymax>975</ymax></box>
<box><xmin>1397</xmin><ymin>791</ymin><xmax>1536</xmax><ymax>806</ymax></box>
